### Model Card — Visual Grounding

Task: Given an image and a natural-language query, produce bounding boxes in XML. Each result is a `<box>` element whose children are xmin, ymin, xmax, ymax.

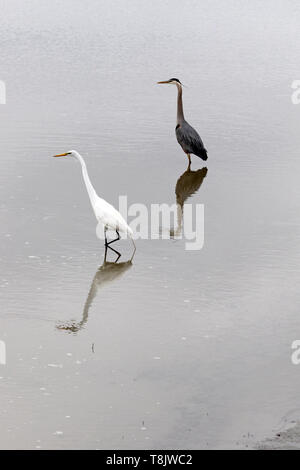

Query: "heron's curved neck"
<box><xmin>75</xmin><ymin>153</ymin><xmax>98</xmax><ymax>205</ymax></box>
<box><xmin>176</xmin><ymin>83</ymin><xmax>184</xmax><ymax>124</ymax></box>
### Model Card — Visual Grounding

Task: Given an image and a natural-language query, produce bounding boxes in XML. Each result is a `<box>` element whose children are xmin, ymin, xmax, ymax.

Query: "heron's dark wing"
<box><xmin>176</xmin><ymin>121</ymin><xmax>207</xmax><ymax>160</ymax></box>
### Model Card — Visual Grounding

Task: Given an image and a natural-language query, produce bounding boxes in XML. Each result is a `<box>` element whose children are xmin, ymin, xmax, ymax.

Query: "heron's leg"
<box><xmin>187</xmin><ymin>153</ymin><xmax>191</xmax><ymax>165</ymax></box>
<box><xmin>107</xmin><ymin>230</ymin><xmax>120</xmax><ymax>246</ymax></box>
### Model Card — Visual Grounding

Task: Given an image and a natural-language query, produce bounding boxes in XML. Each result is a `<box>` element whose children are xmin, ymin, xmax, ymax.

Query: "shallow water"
<box><xmin>1</xmin><ymin>0</ymin><xmax>300</xmax><ymax>449</ymax></box>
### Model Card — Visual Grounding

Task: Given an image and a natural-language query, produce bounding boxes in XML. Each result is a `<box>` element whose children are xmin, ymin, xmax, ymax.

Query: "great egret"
<box><xmin>53</xmin><ymin>150</ymin><xmax>135</xmax><ymax>259</ymax></box>
<box><xmin>56</xmin><ymin>252</ymin><xmax>133</xmax><ymax>333</ymax></box>
<box><xmin>157</xmin><ymin>78</ymin><xmax>208</xmax><ymax>164</ymax></box>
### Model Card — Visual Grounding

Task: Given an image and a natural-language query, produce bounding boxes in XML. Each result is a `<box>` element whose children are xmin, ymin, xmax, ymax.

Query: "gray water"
<box><xmin>1</xmin><ymin>0</ymin><xmax>300</xmax><ymax>450</ymax></box>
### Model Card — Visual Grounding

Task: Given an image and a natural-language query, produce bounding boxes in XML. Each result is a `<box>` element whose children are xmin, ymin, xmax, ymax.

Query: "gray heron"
<box><xmin>171</xmin><ymin>164</ymin><xmax>208</xmax><ymax>237</ymax></box>
<box><xmin>157</xmin><ymin>78</ymin><xmax>208</xmax><ymax>164</ymax></box>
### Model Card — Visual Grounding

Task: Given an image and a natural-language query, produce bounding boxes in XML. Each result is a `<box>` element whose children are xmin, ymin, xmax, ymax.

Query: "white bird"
<box><xmin>53</xmin><ymin>150</ymin><xmax>135</xmax><ymax>260</ymax></box>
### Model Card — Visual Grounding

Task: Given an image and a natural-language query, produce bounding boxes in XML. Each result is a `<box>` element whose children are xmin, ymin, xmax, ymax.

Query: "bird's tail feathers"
<box><xmin>198</xmin><ymin>148</ymin><xmax>208</xmax><ymax>161</ymax></box>
<box><xmin>127</xmin><ymin>226</ymin><xmax>133</xmax><ymax>237</ymax></box>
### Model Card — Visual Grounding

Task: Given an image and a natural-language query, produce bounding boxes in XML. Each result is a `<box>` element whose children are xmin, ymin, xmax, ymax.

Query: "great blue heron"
<box><xmin>171</xmin><ymin>163</ymin><xmax>208</xmax><ymax>237</ymax></box>
<box><xmin>53</xmin><ymin>150</ymin><xmax>136</xmax><ymax>260</ymax></box>
<box><xmin>157</xmin><ymin>78</ymin><xmax>208</xmax><ymax>164</ymax></box>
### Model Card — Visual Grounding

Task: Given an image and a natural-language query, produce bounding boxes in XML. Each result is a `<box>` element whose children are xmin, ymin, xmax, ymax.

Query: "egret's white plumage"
<box><xmin>53</xmin><ymin>150</ymin><xmax>135</xmax><ymax>254</ymax></box>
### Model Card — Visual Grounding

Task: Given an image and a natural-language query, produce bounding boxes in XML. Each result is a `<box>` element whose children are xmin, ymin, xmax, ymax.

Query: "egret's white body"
<box><xmin>53</xmin><ymin>150</ymin><xmax>135</xmax><ymax>254</ymax></box>
<box><xmin>93</xmin><ymin>197</ymin><xmax>133</xmax><ymax>236</ymax></box>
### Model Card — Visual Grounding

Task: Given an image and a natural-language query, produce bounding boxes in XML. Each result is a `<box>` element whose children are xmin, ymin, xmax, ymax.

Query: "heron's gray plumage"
<box><xmin>158</xmin><ymin>77</ymin><xmax>208</xmax><ymax>163</ymax></box>
<box><xmin>176</xmin><ymin>121</ymin><xmax>207</xmax><ymax>161</ymax></box>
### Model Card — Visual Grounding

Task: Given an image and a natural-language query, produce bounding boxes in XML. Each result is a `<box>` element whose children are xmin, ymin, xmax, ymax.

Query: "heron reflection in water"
<box><xmin>56</xmin><ymin>249</ymin><xmax>134</xmax><ymax>334</ymax></box>
<box><xmin>171</xmin><ymin>163</ymin><xmax>208</xmax><ymax>238</ymax></box>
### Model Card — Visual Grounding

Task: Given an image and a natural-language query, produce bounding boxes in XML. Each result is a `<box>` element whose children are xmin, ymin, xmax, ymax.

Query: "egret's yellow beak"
<box><xmin>53</xmin><ymin>152</ymin><xmax>69</xmax><ymax>157</ymax></box>
<box><xmin>157</xmin><ymin>81</ymin><xmax>170</xmax><ymax>84</ymax></box>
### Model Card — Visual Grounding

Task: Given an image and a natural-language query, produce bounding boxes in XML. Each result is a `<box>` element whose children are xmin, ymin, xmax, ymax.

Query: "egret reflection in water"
<box><xmin>56</xmin><ymin>250</ymin><xmax>134</xmax><ymax>334</ymax></box>
<box><xmin>171</xmin><ymin>163</ymin><xmax>208</xmax><ymax>237</ymax></box>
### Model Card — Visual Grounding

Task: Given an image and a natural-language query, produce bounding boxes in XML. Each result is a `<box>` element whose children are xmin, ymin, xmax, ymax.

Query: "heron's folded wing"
<box><xmin>176</xmin><ymin>122</ymin><xmax>206</xmax><ymax>155</ymax></box>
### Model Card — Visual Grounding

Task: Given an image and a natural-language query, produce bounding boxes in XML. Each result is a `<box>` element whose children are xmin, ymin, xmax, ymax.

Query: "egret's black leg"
<box><xmin>107</xmin><ymin>244</ymin><xmax>121</xmax><ymax>262</ymax></box>
<box><xmin>107</xmin><ymin>230</ymin><xmax>120</xmax><ymax>246</ymax></box>
<box><xmin>130</xmin><ymin>237</ymin><xmax>136</xmax><ymax>261</ymax></box>
<box><xmin>104</xmin><ymin>227</ymin><xmax>108</xmax><ymax>247</ymax></box>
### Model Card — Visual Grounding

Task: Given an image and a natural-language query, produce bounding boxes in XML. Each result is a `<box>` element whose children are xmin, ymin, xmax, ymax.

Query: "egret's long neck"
<box><xmin>176</xmin><ymin>83</ymin><xmax>184</xmax><ymax>124</ymax></box>
<box><xmin>75</xmin><ymin>153</ymin><xmax>98</xmax><ymax>205</ymax></box>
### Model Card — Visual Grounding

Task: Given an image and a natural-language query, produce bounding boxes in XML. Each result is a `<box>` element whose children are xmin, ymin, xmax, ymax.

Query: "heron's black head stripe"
<box><xmin>170</xmin><ymin>78</ymin><xmax>181</xmax><ymax>84</ymax></box>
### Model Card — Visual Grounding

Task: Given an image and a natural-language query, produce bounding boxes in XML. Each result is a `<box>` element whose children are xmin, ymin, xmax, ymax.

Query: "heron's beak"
<box><xmin>53</xmin><ymin>152</ymin><xmax>69</xmax><ymax>157</ymax></box>
<box><xmin>157</xmin><ymin>81</ymin><xmax>170</xmax><ymax>84</ymax></box>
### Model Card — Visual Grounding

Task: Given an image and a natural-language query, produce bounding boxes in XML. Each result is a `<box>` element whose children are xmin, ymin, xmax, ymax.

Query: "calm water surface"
<box><xmin>0</xmin><ymin>0</ymin><xmax>300</xmax><ymax>449</ymax></box>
